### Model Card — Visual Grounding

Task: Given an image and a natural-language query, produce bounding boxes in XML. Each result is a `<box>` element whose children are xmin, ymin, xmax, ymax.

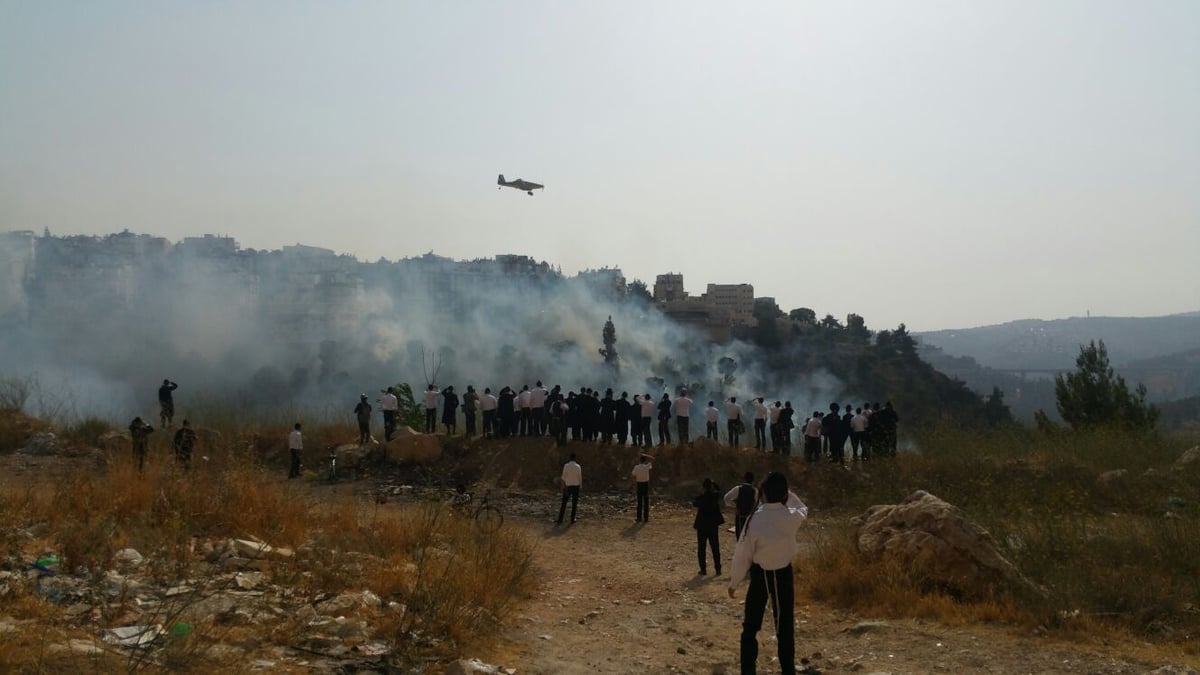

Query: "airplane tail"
<box><xmin>497</xmin><ymin>174</ymin><xmax>505</xmax><ymax>185</ymax></box>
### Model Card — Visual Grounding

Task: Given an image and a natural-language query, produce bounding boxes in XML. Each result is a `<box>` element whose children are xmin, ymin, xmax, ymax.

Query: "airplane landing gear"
<box><xmin>527</xmin><ymin>191</ymin><xmax>534</xmax><ymax>196</ymax></box>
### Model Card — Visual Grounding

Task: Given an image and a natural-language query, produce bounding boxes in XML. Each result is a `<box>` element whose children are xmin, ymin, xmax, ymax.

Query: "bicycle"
<box><xmin>454</xmin><ymin>489</ymin><xmax>503</xmax><ymax>532</ymax></box>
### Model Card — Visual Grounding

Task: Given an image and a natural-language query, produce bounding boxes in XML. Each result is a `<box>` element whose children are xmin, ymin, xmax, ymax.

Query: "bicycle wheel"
<box><xmin>475</xmin><ymin>505</ymin><xmax>503</xmax><ymax>533</ymax></box>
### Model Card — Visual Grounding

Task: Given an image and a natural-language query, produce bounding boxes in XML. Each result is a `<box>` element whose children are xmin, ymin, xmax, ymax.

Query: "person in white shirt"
<box><xmin>480</xmin><ymin>388</ymin><xmax>499</xmax><ymax>438</ymax></box>
<box><xmin>557</xmin><ymin>453</ymin><xmax>582</xmax><ymax>525</ymax></box>
<box><xmin>850</xmin><ymin>407</ymin><xmax>868</xmax><ymax>461</ymax></box>
<box><xmin>705</xmin><ymin>401</ymin><xmax>720</xmax><ymax>440</ymax></box>
<box><xmin>727</xmin><ymin>472</ymin><xmax>808</xmax><ymax>675</ymax></box>
<box><xmin>639</xmin><ymin>393</ymin><xmax>656</xmax><ymax>449</ymax></box>
<box><xmin>768</xmin><ymin>401</ymin><xmax>782</xmax><ymax>452</ymax></box>
<box><xmin>379</xmin><ymin>387</ymin><xmax>399</xmax><ymax>441</ymax></box>
<box><xmin>529</xmin><ymin>381</ymin><xmax>548</xmax><ymax>436</ymax></box>
<box><xmin>725</xmin><ymin>397</ymin><xmax>743</xmax><ymax>448</ymax></box>
<box><xmin>752</xmin><ymin>398</ymin><xmax>769</xmax><ymax>451</ymax></box>
<box><xmin>422</xmin><ymin>384</ymin><xmax>439</xmax><ymax>433</ymax></box>
<box><xmin>673</xmin><ymin>390</ymin><xmax>694</xmax><ymax>444</ymax></box>
<box><xmin>723</xmin><ymin>471</ymin><xmax>758</xmax><ymax>541</ymax></box>
<box><xmin>803</xmin><ymin>412</ymin><xmax>823</xmax><ymax>463</ymax></box>
<box><xmin>518</xmin><ymin>385</ymin><xmax>532</xmax><ymax>436</ymax></box>
<box><xmin>631</xmin><ymin>454</ymin><xmax>654</xmax><ymax>522</ymax></box>
<box><xmin>288</xmin><ymin>423</ymin><xmax>304</xmax><ymax>478</ymax></box>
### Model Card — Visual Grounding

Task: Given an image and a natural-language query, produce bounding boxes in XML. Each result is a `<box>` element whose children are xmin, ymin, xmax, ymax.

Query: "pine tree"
<box><xmin>1054</xmin><ymin>340</ymin><xmax>1158</xmax><ymax>432</ymax></box>
<box><xmin>599</xmin><ymin>316</ymin><xmax>619</xmax><ymax>372</ymax></box>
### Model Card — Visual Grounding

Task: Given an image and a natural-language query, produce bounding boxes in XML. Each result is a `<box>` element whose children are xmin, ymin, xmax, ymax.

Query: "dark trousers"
<box><xmin>424</xmin><ymin>408</ymin><xmax>436</xmax><ymax>433</ymax></box>
<box><xmin>707</xmin><ymin>421</ymin><xmax>719</xmax><ymax>440</ymax></box>
<box><xmin>697</xmin><ymin>526</ymin><xmax>721</xmax><ymax>574</ymax></box>
<box><xmin>531</xmin><ymin>409</ymin><xmax>545</xmax><ymax>436</ymax></box>
<box><xmin>383</xmin><ymin>411</ymin><xmax>397</xmax><ymax>441</ymax></box>
<box><xmin>676</xmin><ymin>416</ymin><xmax>689</xmax><ymax>444</ymax></box>
<box><xmin>728</xmin><ymin>419</ymin><xmax>740</xmax><ymax>447</ymax></box>
<box><xmin>741</xmin><ymin>563</ymin><xmax>795</xmax><ymax>675</ymax></box>
<box><xmin>519</xmin><ymin>408</ymin><xmax>530</xmax><ymax>435</ymax></box>
<box><xmin>830</xmin><ymin>434</ymin><xmax>846</xmax><ymax>463</ymax></box>
<box><xmin>357</xmin><ymin>418</ymin><xmax>370</xmax><ymax>444</ymax></box>
<box><xmin>754</xmin><ymin>419</ymin><xmax>767</xmax><ymax>449</ymax></box>
<box><xmin>288</xmin><ymin>448</ymin><xmax>302</xmax><ymax>478</ymax></box>
<box><xmin>133</xmin><ymin>442</ymin><xmax>147</xmax><ymax>474</ymax></box>
<box><xmin>557</xmin><ymin>485</ymin><xmax>579</xmax><ymax>523</ymax></box>
<box><xmin>630</xmin><ymin>421</ymin><xmax>641</xmax><ymax>447</ymax></box>
<box><xmin>803</xmin><ymin>436</ymin><xmax>821</xmax><ymax>463</ymax></box>
<box><xmin>464</xmin><ymin>411</ymin><xmax>476</xmax><ymax>436</ymax></box>
<box><xmin>849</xmin><ymin>431</ymin><xmax>862</xmax><ymax>459</ymax></box>
<box><xmin>642</xmin><ymin>418</ymin><xmax>652</xmax><ymax>447</ymax></box>
<box><xmin>482</xmin><ymin>410</ymin><xmax>495</xmax><ymax>437</ymax></box>
<box><xmin>616</xmin><ymin>420</ymin><xmax>628</xmax><ymax>445</ymax></box>
<box><xmin>635</xmin><ymin>481</ymin><xmax>650</xmax><ymax>521</ymax></box>
<box><xmin>734</xmin><ymin>514</ymin><xmax>749</xmax><ymax>541</ymax></box>
<box><xmin>657</xmin><ymin>419</ymin><xmax>671</xmax><ymax>446</ymax></box>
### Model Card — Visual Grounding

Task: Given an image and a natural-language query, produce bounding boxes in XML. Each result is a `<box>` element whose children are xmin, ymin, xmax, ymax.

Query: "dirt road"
<box><xmin>488</xmin><ymin>494</ymin><xmax>1193</xmax><ymax>675</ymax></box>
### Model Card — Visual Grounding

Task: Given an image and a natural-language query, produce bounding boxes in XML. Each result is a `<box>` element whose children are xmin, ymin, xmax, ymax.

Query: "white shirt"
<box><xmin>480</xmin><ymin>393</ymin><xmax>498</xmax><ymax>411</ymax></box>
<box><xmin>631</xmin><ymin>462</ymin><xmax>652</xmax><ymax>482</ymax></box>
<box><xmin>518</xmin><ymin>390</ymin><xmax>532</xmax><ymax>409</ymax></box>
<box><xmin>769</xmin><ymin>406</ymin><xmax>781</xmax><ymax>424</ymax></box>
<box><xmin>561</xmin><ymin>460</ymin><xmax>582</xmax><ymax>487</ymax></box>
<box><xmin>288</xmin><ymin>430</ymin><xmax>303</xmax><ymax>450</ymax></box>
<box><xmin>725</xmin><ymin>401</ymin><xmax>741</xmax><ymax>419</ymax></box>
<box><xmin>380</xmin><ymin>393</ymin><xmax>398</xmax><ymax>412</ymax></box>
<box><xmin>804</xmin><ymin>418</ymin><xmax>822</xmax><ymax>437</ymax></box>
<box><xmin>705</xmin><ymin>406</ymin><xmax>719</xmax><ymax>423</ymax></box>
<box><xmin>673</xmin><ymin>396</ymin><xmax>693</xmax><ymax>417</ymax></box>
<box><xmin>530</xmin><ymin>386</ymin><xmax>547</xmax><ymax>408</ymax></box>
<box><xmin>729</xmin><ymin>491</ymin><xmax>808</xmax><ymax>588</ymax></box>
<box><xmin>640</xmin><ymin>398</ymin><xmax>655</xmax><ymax>417</ymax></box>
<box><xmin>423</xmin><ymin>390</ymin><xmax>438</xmax><ymax>409</ymax></box>
<box><xmin>851</xmin><ymin>413</ymin><xmax>868</xmax><ymax>432</ymax></box>
<box><xmin>753</xmin><ymin>400</ymin><xmax>769</xmax><ymax>419</ymax></box>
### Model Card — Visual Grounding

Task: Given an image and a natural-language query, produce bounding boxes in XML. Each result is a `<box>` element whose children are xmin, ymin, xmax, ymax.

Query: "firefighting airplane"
<box><xmin>497</xmin><ymin>174</ymin><xmax>543</xmax><ymax>196</ymax></box>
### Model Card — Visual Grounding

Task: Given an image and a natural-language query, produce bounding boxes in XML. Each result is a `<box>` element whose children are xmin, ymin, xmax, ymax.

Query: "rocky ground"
<box><xmin>1</xmin><ymin>434</ymin><xmax>1199</xmax><ymax>674</ymax></box>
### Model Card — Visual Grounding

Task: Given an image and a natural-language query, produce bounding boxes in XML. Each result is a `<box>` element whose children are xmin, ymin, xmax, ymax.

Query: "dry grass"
<box><xmin>0</xmin><ymin>426</ymin><xmax>535</xmax><ymax>671</ymax></box>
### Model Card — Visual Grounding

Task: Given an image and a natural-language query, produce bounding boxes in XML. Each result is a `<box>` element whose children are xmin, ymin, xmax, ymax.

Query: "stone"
<box><xmin>445</xmin><ymin>658</ymin><xmax>508</xmax><ymax>674</ymax></box>
<box><xmin>112</xmin><ymin>548</ymin><xmax>144</xmax><ymax>570</ymax></box>
<box><xmin>235</xmin><ymin>572</ymin><xmax>263</xmax><ymax>590</ymax></box>
<box><xmin>18</xmin><ymin>432</ymin><xmax>60</xmax><ymax>456</ymax></box>
<box><xmin>851</xmin><ymin>490</ymin><xmax>1041</xmax><ymax>598</ymax></box>
<box><xmin>1174</xmin><ymin>446</ymin><xmax>1200</xmax><ymax>468</ymax></box>
<box><xmin>1097</xmin><ymin>469</ymin><xmax>1128</xmax><ymax>486</ymax></box>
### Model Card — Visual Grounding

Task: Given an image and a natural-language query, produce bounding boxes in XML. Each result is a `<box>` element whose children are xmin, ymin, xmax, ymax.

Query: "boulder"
<box><xmin>445</xmin><ymin>658</ymin><xmax>512</xmax><ymax>675</ymax></box>
<box><xmin>1174</xmin><ymin>446</ymin><xmax>1200</xmax><ymax>469</ymax></box>
<box><xmin>18</xmin><ymin>432</ymin><xmax>60</xmax><ymax>456</ymax></box>
<box><xmin>851</xmin><ymin>490</ymin><xmax>1039</xmax><ymax>598</ymax></box>
<box><xmin>382</xmin><ymin>432</ymin><xmax>442</xmax><ymax>465</ymax></box>
<box><xmin>1097</xmin><ymin>469</ymin><xmax>1128</xmax><ymax>487</ymax></box>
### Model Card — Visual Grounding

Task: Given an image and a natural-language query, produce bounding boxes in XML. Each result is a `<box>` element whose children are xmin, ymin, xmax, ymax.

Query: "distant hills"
<box><xmin>916</xmin><ymin>312</ymin><xmax>1200</xmax><ymax>371</ymax></box>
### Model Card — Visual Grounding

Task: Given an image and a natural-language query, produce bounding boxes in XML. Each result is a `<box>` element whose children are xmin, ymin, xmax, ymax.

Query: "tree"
<box><xmin>845</xmin><ymin>313</ymin><xmax>871</xmax><ymax>342</ymax></box>
<box><xmin>626</xmin><ymin>280</ymin><xmax>652</xmax><ymax>304</ymax></box>
<box><xmin>752</xmin><ymin>299</ymin><xmax>784</xmax><ymax>349</ymax></box>
<box><xmin>983</xmin><ymin>386</ymin><xmax>1014</xmax><ymax>427</ymax></box>
<box><xmin>788</xmin><ymin>307</ymin><xmax>816</xmax><ymax>324</ymax></box>
<box><xmin>1053</xmin><ymin>340</ymin><xmax>1159</xmax><ymax>432</ymax></box>
<box><xmin>819</xmin><ymin>314</ymin><xmax>843</xmax><ymax>331</ymax></box>
<box><xmin>599</xmin><ymin>316</ymin><xmax>619</xmax><ymax>372</ymax></box>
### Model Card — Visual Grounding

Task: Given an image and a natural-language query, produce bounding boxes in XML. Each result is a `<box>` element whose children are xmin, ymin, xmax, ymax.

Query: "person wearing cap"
<box><xmin>353</xmin><ymin>394</ymin><xmax>373</xmax><ymax>445</ymax></box>
<box><xmin>728</xmin><ymin>472</ymin><xmax>808</xmax><ymax>675</ymax></box>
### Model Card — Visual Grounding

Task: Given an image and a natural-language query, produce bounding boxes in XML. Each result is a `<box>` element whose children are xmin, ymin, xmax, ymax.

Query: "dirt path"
<box><xmin>488</xmin><ymin>494</ymin><xmax>1193</xmax><ymax>675</ymax></box>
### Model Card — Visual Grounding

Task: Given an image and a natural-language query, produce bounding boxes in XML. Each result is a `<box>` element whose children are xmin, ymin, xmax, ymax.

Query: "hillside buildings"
<box><xmin>652</xmin><ymin>273</ymin><xmax>756</xmax><ymax>341</ymax></box>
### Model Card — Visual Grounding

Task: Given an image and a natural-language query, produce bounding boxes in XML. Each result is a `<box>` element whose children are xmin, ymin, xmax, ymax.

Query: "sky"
<box><xmin>2</xmin><ymin>1</ymin><xmax>1197</xmax><ymax>332</ymax></box>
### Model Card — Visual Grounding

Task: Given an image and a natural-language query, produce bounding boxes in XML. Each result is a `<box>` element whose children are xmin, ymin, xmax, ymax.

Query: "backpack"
<box><xmin>735</xmin><ymin>483</ymin><xmax>756</xmax><ymax>516</ymax></box>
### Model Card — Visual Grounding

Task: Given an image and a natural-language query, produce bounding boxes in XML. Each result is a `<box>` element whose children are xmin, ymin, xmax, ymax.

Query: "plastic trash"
<box><xmin>168</xmin><ymin>622</ymin><xmax>192</xmax><ymax>638</ymax></box>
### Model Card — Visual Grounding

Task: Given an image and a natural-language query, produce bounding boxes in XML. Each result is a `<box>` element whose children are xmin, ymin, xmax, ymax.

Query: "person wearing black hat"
<box><xmin>693</xmin><ymin>477</ymin><xmax>725</xmax><ymax>576</ymax></box>
<box><xmin>353</xmin><ymin>394</ymin><xmax>372</xmax><ymax>445</ymax></box>
<box><xmin>158</xmin><ymin>379</ymin><xmax>178</xmax><ymax>428</ymax></box>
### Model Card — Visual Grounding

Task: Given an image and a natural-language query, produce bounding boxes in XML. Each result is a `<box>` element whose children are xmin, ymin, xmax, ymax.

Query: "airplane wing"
<box><xmin>520</xmin><ymin>181</ymin><xmax>543</xmax><ymax>191</ymax></box>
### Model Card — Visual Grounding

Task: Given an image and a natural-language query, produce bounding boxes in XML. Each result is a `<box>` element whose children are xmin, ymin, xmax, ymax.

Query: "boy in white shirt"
<box><xmin>631</xmin><ymin>454</ymin><xmax>654</xmax><ymax>522</ymax></box>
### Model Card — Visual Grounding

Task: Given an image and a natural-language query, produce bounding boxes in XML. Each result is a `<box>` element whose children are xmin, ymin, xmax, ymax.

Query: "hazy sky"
<box><xmin>2</xmin><ymin>1</ymin><xmax>1197</xmax><ymax>331</ymax></box>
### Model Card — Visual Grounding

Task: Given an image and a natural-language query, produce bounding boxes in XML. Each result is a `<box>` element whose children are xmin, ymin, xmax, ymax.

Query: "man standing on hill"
<box><xmin>481</xmin><ymin>387</ymin><xmax>498</xmax><ymax>438</ymax></box>
<box><xmin>353</xmin><ymin>394</ymin><xmax>372</xmax><ymax>445</ymax></box>
<box><xmin>631</xmin><ymin>453</ymin><xmax>653</xmax><ymax>522</ymax></box>
<box><xmin>674</xmin><ymin>389</ymin><xmax>693</xmax><ymax>444</ymax></box>
<box><xmin>129</xmin><ymin>416</ymin><xmax>154</xmax><ymax>473</ymax></box>
<box><xmin>694</xmin><ymin>477</ymin><xmax>725</xmax><ymax>576</ymax></box>
<box><xmin>288</xmin><ymin>422</ymin><xmax>303</xmax><ymax>478</ymax></box>
<box><xmin>530</xmin><ymin>381</ymin><xmax>548</xmax><ymax>436</ymax></box>
<box><xmin>380</xmin><ymin>387</ymin><xmax>399</xmax><ymax>441</ymax></box>
<box><xmin>705</xmin><ymin>400</ymin><xmax>720</xmax><ymax>440</ymax></box>
<box><xmin>518</xmin><ymin>385</ymin><xmax>532</xmax><ymax>436</ymax></box>
<box><xmin>462</xmin><ymin>385</ymin><xmax>479</xmax><ymax>437</ymax></box>
<box><xmin>656</xmin><ymin>393</ymin><xmax>673</xmax><ymax>447</ymax></box>
<box><xmin>640</xmin><ymin>393</ymin><xmax>656</xmax><ymax>448</ymax></box>
<box><xmin>728</xmin><ymin>472</ymin><xmax>808</xmax><ymax>675</ymax></box>
<box><xmin>724</xmin><ymin>472</ymin><xmax>758</xmax><ymax>541</ymax></box>
<box><xmin>726</xmin><ymin>397</ymin><xmax>742</xmax><ymax>448</ymax></box>
<box><xmin>615</xmin><ymin>392</ymin><xmax>631</xmax><ymax>446</ymax></box>
<box><xmin>172</xmin><ymin>419</ymin><xmax>197</xmax><ymax>471</ymax></box>
<box><xmin>557</xmin><ymin>453</ymin><xmax>582</xmax><ymax>525</ymax></box>
<box><xmin>753</xmin><ymin>397</ymin><xmax>769</xmax><ymax>451</ymax></box>
<box><xmin>441</xmin><ymin>386</ymin><xmax>459</xmax><ymax>435</ymax></box>
<box><xmin>803</xmin><ymin>413</ymin><xmax>822</xmax><ymax>463</ymax></box>
<box><xmin>158</xmin><ymin>379</ymin><xmax>178</xmax><ymax>429</ymax></box>
<box><xmin>423</xmin><ymin>384</ymin><xmax>438</xmax><ymax>433</ymax></box>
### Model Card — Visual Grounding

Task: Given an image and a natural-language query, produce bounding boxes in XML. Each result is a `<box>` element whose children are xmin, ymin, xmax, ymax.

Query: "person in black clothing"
<box><xmin>129</xmin><ymin>416</ymin><xmax>154</xmax><ymax>473</ymax></box>
<box><xmin>462</xmin><ymin>385</ymin><xmax>479</xmax><ymax>437</ymax></box>
<box><xmin>822</xmin><ymin>403</ymin><xmax>844</xmax><ymax>464</ymax></box>
<box><xmin>693</xmin><ymin>478</ymin><xmax>724</xmax><ymax>576</ymax></box>
<box><xmin>840</xmin><ymin>404</ymin><xmax>855</xmax><ymax>459</ymax></box>
<box><xmin>724</xmin><ymin>472</ymin><xmax>758</xmax><ymax>541</ymax></box>
<box><xmin>172</xmin><ymin>419</ymin><xmax>197</xmax><ymax>471</ymax></box>
<box><xmin>778</xmin><ymin>403</ymin><xmax>795</xmax><ymax>455</ymax></box>
<box><xmin>599</xmin><ymin>389</ymin><xmax>616</xmax><ymax>444</ymax></box>
<box><xmin>614</xmin><ymin>392</ymin><xmax>630</xmax><ymax>446</ymax></box>
<box><xmin>440</xmin><ymin>386</ymin><xmax>459</xmax><ymax>435</ymax></box>
<box><xmin>656</xmin><ymin>393</ymin><xmax>672</xmax><ymax>446</ymax></box>
<box><xmin>550</xmin><ymin>396</ymin><xmax>569</xmax><ymax>447</ymax></box>
<box><xmin>876</xmin><ymin>400</ymin><xmax>899</xmax><ymax>457</ymax></box>
<box><xmin>158</xmin><ymin>379</ymin><xmax>178</xmax><ymax>428</ymax></box>
<box><xmin>353</xmin><ymin>394</ymin><xmax>372</xmax><ymax>445</ymax></box>
<box><xmin>497</xmin><ymin>386</ymin><xmax>516</xmax><ymax>438</ymax></box>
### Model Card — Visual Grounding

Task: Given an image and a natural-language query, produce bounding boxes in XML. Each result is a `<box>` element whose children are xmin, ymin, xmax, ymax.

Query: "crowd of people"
<box><xmin>359</xmin><ymin>381</ymin><xmax>900</xmax><ymax>462</ymax></box>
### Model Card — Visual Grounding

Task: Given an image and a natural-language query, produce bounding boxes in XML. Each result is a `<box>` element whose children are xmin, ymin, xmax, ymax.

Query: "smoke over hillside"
<box><xmin>0</xmin><ymin>231</ymin><xmax>845</xmax><ymax>424</ymax></box>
